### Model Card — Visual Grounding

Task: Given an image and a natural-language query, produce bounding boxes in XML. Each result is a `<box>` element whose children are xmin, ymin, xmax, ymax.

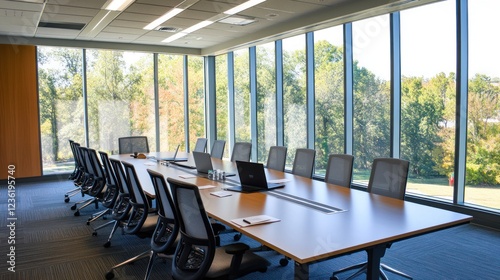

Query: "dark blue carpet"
<box><xmin>0</xmin><ymin>179</ymin><xmax>499</xmax><ymax>280</ymax></box>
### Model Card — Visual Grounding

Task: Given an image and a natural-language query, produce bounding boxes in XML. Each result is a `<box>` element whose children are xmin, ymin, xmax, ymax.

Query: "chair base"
<box><xmin>331</xmin><ymin>261</ymin><xmax>412</xmax><ymax>280</ymax></box>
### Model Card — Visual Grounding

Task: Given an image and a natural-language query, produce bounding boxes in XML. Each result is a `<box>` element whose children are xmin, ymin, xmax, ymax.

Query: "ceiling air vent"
<box><xmin>155</xmin><ymin>26</ymin><xmax>181</xmax><ymax>33</ymax></box>
<box><xmin>38</xmin><ymin>22</ymin><xmax>85</xmax><ymax>30</ymax></box>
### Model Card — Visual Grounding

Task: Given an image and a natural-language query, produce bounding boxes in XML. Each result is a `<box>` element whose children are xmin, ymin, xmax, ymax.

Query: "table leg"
<box><xmin>294</xmin><ymin>261</ymin><xmax>309</xmax><ymax>280</ymax></box>
<box><xmin>366</xmin><ymin>243</ymin><xmax>387</xmax><ymax>280</ymax></box>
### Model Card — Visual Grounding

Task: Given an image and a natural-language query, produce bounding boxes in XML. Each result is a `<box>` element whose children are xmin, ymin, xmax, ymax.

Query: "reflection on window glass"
<box><xmin>158</xmin><ymin>54</ymin><xmax>184</xmax><ymax>151</ymax></box>
<box><xmin>86</xmin><ymin>50</ymin><xmax>155</xmax><ymax>154</ymax></box>
<box><xmin>352</xmin><ymin>15</ymin><xmax>391</xmax><ymax>183</ymax></box>
<box><xmin>188</xmin><ymin>56</ymin><xmax>205</xmax><ymax>151</ymax></box>
<box><xmin>215</xmin><ymin>55</ymin><xmax>229</xmax><ymax>156</ymax></box>
<box><xmin>283</xmin><ymin>35</ymin><xmax>307</xmax><ymax>168</ymax></box>
<box><xmin>38</xmin><ymin>47</ymin><xmax>84</xmax><ymax>174</ymax></box>
<box><xmin>314</xmin><ymin>26</ymin><xmax>344</xmax><ymax>175</ymax></box>
<box><xmin>401</xmin><ymin>1</ymin><xmax>456</xmax><ymax>202</ymax></box>
<box><xmin>256</xmin><ymin>42</ymin><xmax>276</xmax><ymax>163</ymax></box>
<box><xmin>467</xmin><ymin>0</ymin><xmax>500</xmax><ymax>210</ymax></box>
<box><xmin>234</xmin><ymin>49</ymin><xmax>251</xmax><ymax>146</ymax></box>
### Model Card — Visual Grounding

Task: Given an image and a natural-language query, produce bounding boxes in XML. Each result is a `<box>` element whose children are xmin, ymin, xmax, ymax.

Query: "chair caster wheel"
<box><xmin>105</xmin><ymin>271</ymin><xmax>114</xmax><ymax>280</ymax></box>
<box><xmin>92</xmin><ymin>232</ymin><xmax>97</xmax><ymax>237</ymax></box>
<box><xmin>70</xmin><ymin>205</ymin><xmax>77</xmax><ymax>210</ymax></box>
<box><xmin>233</xmin><ymin>233</ymin><xmax>241</xmax><ymax>241</ymax></box>
<box><xmin>74</xmin><ymin>211</ymin><xmax>80</xmax><ymax>217</ymax></box>
<box><xmin>104</xmin><ymin>241</ymin><xmax>111</xmax><ymax>248</ymax></box>
<box><xmin>279</xmin><ymin>258</ymin><xmax>289</xmax><ymax>266</ymax></box>
<box><xmin>64</xmin><ymin>197</ymin><xmax>70</xmax><ymax>203</ymax></box>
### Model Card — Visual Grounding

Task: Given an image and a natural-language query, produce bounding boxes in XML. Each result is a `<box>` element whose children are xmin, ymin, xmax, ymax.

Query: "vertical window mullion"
<box><xmin>454</xmin><ymin>0</ymin><xmax>468</xmax><ymax>204</ymax></box>
<box><xmin>390</xmin><ymin>12</ymin><xmax>402</xmax><ymax>158</ymax></box>
<box><xmin>344</xmin><ymin>24</ymin><xmax>353</xmax><ymax>155</ymax></box>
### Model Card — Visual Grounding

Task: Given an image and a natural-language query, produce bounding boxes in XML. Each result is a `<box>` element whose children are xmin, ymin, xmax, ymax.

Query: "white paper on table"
<box><xmin>210</xmin><ymin>190</ymin><xmax>233</xmax><ymax>197</ymax></box>
<box><xmin>231</xmin><ymin>215</ymin><xmax>280</xmax><ymax>227</ymax></box>
<box><xmin>144</xmin><ymin>162</ymin><xmax>156</xmax><ymax>166</ymax></box>
<box><xmin>179</xmin><ymin>174</ymin><xmax>197</xmax><ymax>179</ymax></box>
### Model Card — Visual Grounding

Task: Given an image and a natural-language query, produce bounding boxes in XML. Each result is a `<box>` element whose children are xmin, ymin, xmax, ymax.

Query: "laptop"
<box><xmin>157</xmin><ymin>145</ymin><xmax>188</xmax><ymax>162</ymax></box>
<box><xmin>192</xmin><ymin>151</ymin><xmax>235</xmax><ymax>177</ymax></box>
<box><xmin>225</xmin><ymin>161</ymin><xmax>285</xmax><ymax>193</ymax></box>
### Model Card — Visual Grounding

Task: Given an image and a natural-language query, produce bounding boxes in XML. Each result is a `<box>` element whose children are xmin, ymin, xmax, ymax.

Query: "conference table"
<box><xmin>111</xmin><ymin>152</ymin><xmax>472</xmax><ymax>280</ymax></box>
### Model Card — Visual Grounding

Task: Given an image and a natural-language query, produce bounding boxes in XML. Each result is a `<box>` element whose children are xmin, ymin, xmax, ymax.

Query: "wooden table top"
<box><xmin>111</xmin><ymin>152</ymin><xmax>473</xmax><ymax>265</ymax></box>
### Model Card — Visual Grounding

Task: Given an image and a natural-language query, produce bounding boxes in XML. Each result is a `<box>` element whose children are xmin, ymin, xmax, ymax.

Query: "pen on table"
<box><xmin>243</xmin><ymin>219</ymin><xmax>251</xmax><ymax>224</ymax></box>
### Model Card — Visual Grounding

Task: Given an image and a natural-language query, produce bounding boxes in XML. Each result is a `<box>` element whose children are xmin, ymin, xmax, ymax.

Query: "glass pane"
<box><xmin>352</xmin><ymin>15</ymin><xmax>391</xmax><ymax>184</ymax></box>
<box><xmin>283</xmin><ymin>35</ymin><xmax>307</xmax><ymax>168</ymax></box>
<box><xmin>314</xmin><ymin>26</ymin><xmax>344</xmax><ymax>175</ymax></box>
<box><xmin>400</xmin><ymin>1</ymin><xmax>456</xmax><ymax>201</ymax></box>
<box><xmin>215</xmin><ymin>55</ymin><xmax>229</xmax><ymax>156</ymax></box>
<box><xmin>86</xmin><ymin>50</ymin><xmax>155</xmax><ymax>154</ymax></box>
<box><xmin>188</xmin><ymin>56</ymin><xmax>205</xmax><ymax>151</ymax></box>
<box><xmin>256</xmin><ymin>42</ymin><xmax>276</xmax><ymax>163</ymax></box>
<box><xmin>158</xmin><ymin>54</ymin><xmax>185</xmax><ymax>151</ymax></box>
<box><xmin>467</xmin><ymin>0</ymin><xmax>500</xmax><ymax>210</ymax></box>
<box><xmin>234</xmin><ymin>49</ymin><xmax>251</xmax><ymax>146</ymax></box>
<box><xmin>38</xmin><ymin>47</ymin><xmax>84</xmax><ymax>174</ymax></box>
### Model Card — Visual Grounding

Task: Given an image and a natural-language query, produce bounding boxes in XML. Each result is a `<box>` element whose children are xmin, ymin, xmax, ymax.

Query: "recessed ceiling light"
<box><xmin>219</xmin><ymin>16</ymin><xmax>257</xmax><ymax>26</ymax></box>
<box><xmin>223</xmin><ymin>0</ymin><xmax>266</xmax><ymax>16</ymax></box>
<box><xmin>103</xmin><ymin>0</ymin><xmax>135</xmax><ymax>12</ymax></box>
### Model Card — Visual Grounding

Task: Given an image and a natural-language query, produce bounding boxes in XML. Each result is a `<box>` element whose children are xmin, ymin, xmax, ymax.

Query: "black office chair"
<box><xmin>65</xmin><ymin>140</ymin><xmax>84</xmax><ymax>203</ymax></box>
<box><xmin>291</xmin><ymin>148</ymin><xmax>316</xmax><ymax>178</ymax></box>
<box><xmin>71</xmin><ymin>147</ymin><xmax>106</xmax><ymax>216</ymax></box>
<box><xmin>97</xmin><ymin>158</ymin><xmax>133</xmax><ymax>248</ymax></box>
<box><xmin>324</xmin><ymin>154</ymin><xmax>354</xmax><ymax>188</ymax></box>
<box><xmin>230</xmin><ymin>142</ymin><xmax>252</xmax><ymax>162</ymax></box>
<box><xmin>167</xmin><ymin>177</ymin><xmax>269</xmax><ymax>280</ymax></box>
<box><xmin>266</xmin><ymin>146</ymin><xmax>287</xmax><ymax>172</ymax></box>
<box><xmin>331</xmin><ymin>157</ymin><xmax>411</xmax><ymax>280</ymax></box>
<box><xmin>193</xmin><ymin>137</ymin><xmax>208</xmax><ymax>153</ymax></box>
<box><xmin>118</xmin><ymin>136</ymin><xmax>149</xmax><ymax>154</ymax></box>
<box><xmin>105</xmin><ymin>161</ymin><xmax>158</xmax><ymax>280</ymax></box>
<box><xmin>86</xmin><ymin>151</ymin><xmax>119</xmax><ymax>226</ymax></box>
<box><xmin>210</xmin><ymin>140</ymin><xmax>226</xmax><ymax>159</ymax></box>
<box><xmin>143</xmin><ymin>169</ymin><xmax>180</xmax><ymax>280</ymax></box>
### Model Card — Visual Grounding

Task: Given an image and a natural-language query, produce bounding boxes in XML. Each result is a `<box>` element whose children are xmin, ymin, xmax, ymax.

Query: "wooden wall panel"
<box><xmin>0</xmin><ymin>44</ymin><xmax>41</xmax><ymax>179</ymax></box>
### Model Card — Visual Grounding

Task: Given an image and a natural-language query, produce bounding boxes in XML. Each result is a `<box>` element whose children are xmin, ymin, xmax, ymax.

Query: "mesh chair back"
<box><xmin>122</xmin><ymin>161</ymin><xmax>150</xmax><ymax>234</ymax></box>
<box><xmin>87</xmin><ymin>148</ymin><xmax>106</xmax><ymax>196</ymax></box>
<box><xmin>168</xmin><ymin>178</ymin><xmax>215</xmax><ymax>280</ymax></box>
<box><xmin>230</xmin><ymin>142</ymin><xmax>252</xmax><ymax>162</ymax></box>
<box><xmin>193</xmin><ymin>138</ymin><xmax>208</xmax><ymax>153</ymax></box>
<box><xmin>210</xmin><ymin>140</ymin><xmax>226</xmax><ymax>159</ymax></box>
<box><xmin>109</xmin><ymin>158</ymin><xmax>129</xmax><ymax>195</ymax></box>
<box><xmin>99</xmin><ymin>151</ymin><xmax>119</xmax><ymax>208</ymax></box>
<box><xmin>266</xmin><ymin>146</ymin><xmax>287</xmax><ymax>172</ymax></box>
<box><xmin>148</xmin><ymin>169</ymin><xmax>179</xmax><ymax>253</ymax></box>
<box><xmin>118</xmin><ymin>136</ymin><xmax>149</xmax><ymax>154</ymax></box>
<box><xmin>122</xmin><ymin>161</ymin><xmax>148</xmax><ymax>206</ymax></box>
<box><xmin>368</xmin><ymin>158</ymin><xmax>409</xmax><ymax>200</ymax></box>
<box><xmin>324</xmin><ymin>154</ymin><xmax>354</xmax><ymax>188</ymax></box>
<box><xmin>109</xmin><ymin>158</ymin><xmax>132</xmax><ymax>220</ymax></box>
<box><xmin>292</xmin><ymin>148</ymin><xmax>316</xmax><ymax>178</ymax></box>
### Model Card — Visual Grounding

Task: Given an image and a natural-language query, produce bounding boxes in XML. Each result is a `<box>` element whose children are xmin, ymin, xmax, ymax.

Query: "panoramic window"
<box><xmin>352</xmin><ymin>15</ymin><xmax>391</xmax><ymax>183</ymax></box>
<box><xmin>86</xmin><ymin>50</ymin><xmax>155</xmax><ymax>154</ymax></box>
<box><xmin>234</xmin><ymin>49</ymin><xmax>251</xmax><ymax>146</ymax></box>
<box><xmin>38</xmin><ymin>47</ymin><xmax>84</xmax><ymax>174</ymax></box>
<box><xmin>256</xmin><ymin>42</ymin><xmax>276</xmax><ymax>163</ymax></box>
<box><xmin>158</xmin><ymin>54</ymin><xmax>185</xmax><ymax>151</ymax></box>
<box><xmin>400</xmin><ymin>1</ymin><xmax>456</xmax><ymax>202</ymax></box>
<box><xmin>282</xmin><ymin>35</ymin><xmax>307</xmax><ymax>167</ymax></box>
<box><xmin>215</xmin><ymin>54</ymin><xmax>229</xmax><ymax>156</ymax></box>
<box><xmin>467</xmin><ymin>0</ymin><xmax>500</xmax><ymax>210</ymax></box>
<box><xmin>187</xmin><ymin>56</ymin><xmax>205</xmax><ymax>151</ymax></box>
<box><xmin>314</xmin><ymin>26</ymin><xmax>345</xmax><ymax>175</ymax></box>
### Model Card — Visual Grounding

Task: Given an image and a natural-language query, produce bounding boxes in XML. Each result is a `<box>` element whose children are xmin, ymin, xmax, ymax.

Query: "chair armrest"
<box><xmin>224</xmin><ymin>243</ymin><xmax>250</xmax><ymax>255</ymax></box>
